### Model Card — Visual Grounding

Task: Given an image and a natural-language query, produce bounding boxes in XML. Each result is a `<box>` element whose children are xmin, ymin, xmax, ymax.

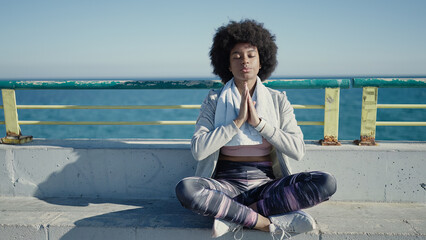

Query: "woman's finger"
<box><xmin>234</xmin><ymin>83</ymin><xmax>250</xmax><ymax>128</ymax></box>
<box><xmin>247</xmin><ymin>94</ymin><xmax>260</xmax><ymax>126</ymax></box>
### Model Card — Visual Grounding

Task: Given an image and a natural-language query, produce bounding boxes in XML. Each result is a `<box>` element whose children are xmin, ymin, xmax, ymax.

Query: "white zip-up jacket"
<box><xmin>191</xmin><ymin>87</ymin><xmax>305</xmax><ymax>178</ymax></box>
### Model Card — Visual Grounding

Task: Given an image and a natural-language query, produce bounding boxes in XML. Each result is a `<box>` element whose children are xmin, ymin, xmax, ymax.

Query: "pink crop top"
<box><xmin>220</xmin><ymin>138</ymin><xmax>272</xmax><ymax>157</ymax></box>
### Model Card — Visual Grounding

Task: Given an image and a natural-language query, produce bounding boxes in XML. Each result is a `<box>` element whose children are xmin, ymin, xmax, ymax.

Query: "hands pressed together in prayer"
<box><xmin>234</xmin><ymin>82</ymin><xmax>261</xmax><ymax>128</ymax></box>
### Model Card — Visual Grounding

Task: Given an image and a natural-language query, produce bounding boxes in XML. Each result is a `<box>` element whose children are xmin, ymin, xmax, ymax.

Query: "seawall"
<box><xmin>1</xmin><ymin>139</ymin><xmax>424</xmax><ymax>202</ymax></box>
<box><xmin>0</xmin><ymin>139</ymin><xmax>425</xmax><ymax>240</ymax></box>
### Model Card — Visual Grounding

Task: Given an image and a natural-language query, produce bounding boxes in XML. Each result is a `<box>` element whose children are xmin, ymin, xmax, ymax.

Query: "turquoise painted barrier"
<box><xmin>353</xmin><ymin>78</ymin><xmax>426</xmax><ymax>88</ymax></box>
<box><xmin>0</xmin><ymin>79</ymin><xmax>350</xmax><ymax>89</ymax></box>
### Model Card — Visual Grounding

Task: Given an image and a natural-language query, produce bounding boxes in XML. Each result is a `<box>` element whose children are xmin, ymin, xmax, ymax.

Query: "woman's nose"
<box><xmin>241</xmin><ymin>55</ymin><xmax>249</xmax><ymax>64</ymax></box>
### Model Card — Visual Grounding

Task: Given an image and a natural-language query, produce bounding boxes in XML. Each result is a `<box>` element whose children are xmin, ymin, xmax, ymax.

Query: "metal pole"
<box><xmin>320</xmin><ymin>88</ymin><xmax>341</xmax><ymax>145</ymax></box>
<box><xmin>355</xmin><ymin>87</ymin><xmax>378</xmax><ymax>145</ymax></box>
<box><xmin>1</xmin><ymin>89</ymin><xmax>32</xmax><ymax>144</ymax></box>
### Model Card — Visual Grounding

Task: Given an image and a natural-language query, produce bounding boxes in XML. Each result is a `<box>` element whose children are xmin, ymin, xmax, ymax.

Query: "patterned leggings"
<box><xmin>175</xmin><ymin>160</ymin><xmax>337</xmax><ymax>229</ymax></box>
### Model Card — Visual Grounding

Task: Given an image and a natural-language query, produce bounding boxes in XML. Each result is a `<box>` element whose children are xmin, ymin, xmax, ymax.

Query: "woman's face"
<box><xmin>229</xmin><ymin>43</ymin><xmax>261</xmax><ymax>84</ymax></box>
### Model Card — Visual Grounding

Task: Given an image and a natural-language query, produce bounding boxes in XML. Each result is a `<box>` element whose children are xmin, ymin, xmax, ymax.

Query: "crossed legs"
<box><xmin>175</xmin><ymin>171</ymin><xmax>337</xmax><ymax>229</ymax></box>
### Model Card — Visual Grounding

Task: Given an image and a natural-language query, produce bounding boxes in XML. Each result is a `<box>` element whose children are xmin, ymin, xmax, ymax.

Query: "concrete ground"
<box><xmin>0</xmin><ymin>197</ymin><xmax>425</xmax><ymax>240</ymax></box>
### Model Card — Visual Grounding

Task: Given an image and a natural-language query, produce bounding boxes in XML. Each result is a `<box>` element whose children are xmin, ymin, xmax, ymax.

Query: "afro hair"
<box><xmin>209</xmin><ymin>19</ymin><xmax>278</xmax><ymax>83</ymax></box>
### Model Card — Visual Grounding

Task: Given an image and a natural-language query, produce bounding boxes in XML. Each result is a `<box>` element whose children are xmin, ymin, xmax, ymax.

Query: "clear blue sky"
<box><xmin>1</xmin><ymin>0</ymin><xmax>425</xmax><ymax>79</ymax></box>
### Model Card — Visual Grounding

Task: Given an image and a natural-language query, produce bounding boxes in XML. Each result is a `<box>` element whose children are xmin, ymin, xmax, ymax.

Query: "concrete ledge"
<box><xmin>0</xmin><ymin>197</ymin><xmax>425</xmax><ymax>240</ymax></box>
<box><xmin>0</xmin><ymin>139</ymin><xmax>425</xmax><ymax>202</ymax></box>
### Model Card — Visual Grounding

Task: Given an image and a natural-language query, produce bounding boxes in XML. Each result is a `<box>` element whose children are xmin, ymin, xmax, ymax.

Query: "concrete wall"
<box><xmin>0</xmin><ymin>139</ymin><xmax>425</xmax><ymax>203</ymax></box>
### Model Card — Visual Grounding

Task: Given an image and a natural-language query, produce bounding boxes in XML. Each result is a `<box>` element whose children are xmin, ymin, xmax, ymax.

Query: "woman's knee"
<box><xmin>318</xmin><ymin>172</ymin><xmax>337</xmax><ymax>197</ymax></box>
<box><xmin>175</xmin><ymin>177</ymin><xmax>203</xmax><ymax>209</ymax></box>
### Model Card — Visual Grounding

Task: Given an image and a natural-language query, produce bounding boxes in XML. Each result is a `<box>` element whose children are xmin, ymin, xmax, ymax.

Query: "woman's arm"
<box><xmin>191</xmin><ymin>91</ymin><xmax>239</xmax><ymax>161</ymax></box>
<box><xmin>258</xmin><ymin>91</ymin><xmax>305</xmax><ymax>161</ymax></box>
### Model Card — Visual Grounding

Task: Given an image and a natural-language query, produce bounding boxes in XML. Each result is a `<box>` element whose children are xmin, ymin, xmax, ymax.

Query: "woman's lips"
<box><xmin>241</xmin><ymin>67</ymin><xmax>251</xmax><ymax>73</ymax></box>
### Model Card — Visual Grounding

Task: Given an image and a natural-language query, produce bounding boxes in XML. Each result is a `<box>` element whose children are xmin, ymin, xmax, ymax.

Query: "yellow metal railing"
<box><xmin>0</xmin><ymin>103</ymin><xmax>326</xmax><ymax>126</ymax></box>
<box><xmin>2</xmin><ymin>78</ymin><xmax>425</xmax><ymax>145</ymax></box>
<box><xmin>376</xmin><ymin>104</ymin><xmax>426</xmax><ymax>127</ymax></box>
<box><xmin>353</xmin><ymin>78</ymin><xmax>426</xmax><ymax>145</ymax></box>
<box><xmin>2</xmin><ymin>105</ymin><xmax>202</xmax><ymax>109</ymax></box>
<box><xmin>0</xmin><ymin>79</ymin><xmax>347</xmax><ymax>145</ymax></box>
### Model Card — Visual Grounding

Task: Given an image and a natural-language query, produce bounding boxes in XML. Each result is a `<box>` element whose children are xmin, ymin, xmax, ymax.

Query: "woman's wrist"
<box><xmin>233</xmin><ymin>118</ymin><xmax>244</xmax><ymax>128</ymax></box>
<box><xmin>254</xmin><ymin>118</ymin><xmax>266</xmax><ymax>132</ymax></box>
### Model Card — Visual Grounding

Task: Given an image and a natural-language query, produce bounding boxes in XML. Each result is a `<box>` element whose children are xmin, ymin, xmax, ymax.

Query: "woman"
<box><xmin>176</xmin><ymin>19</ymin><xmax>336</xmax><ymax>239</ymax></box>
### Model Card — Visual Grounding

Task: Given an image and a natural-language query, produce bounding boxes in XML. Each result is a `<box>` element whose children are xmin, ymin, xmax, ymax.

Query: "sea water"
<box><xmin>1</xmin><ymin>81</ymin><xmax>425</xmax><ymax>141</ymax></box>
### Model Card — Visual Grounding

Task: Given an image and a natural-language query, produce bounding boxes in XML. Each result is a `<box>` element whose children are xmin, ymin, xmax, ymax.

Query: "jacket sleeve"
<box><xmin>258</xmin><ymin>91</ymin><xmax>305</xmax><ymax>161</ymax></box>
<box><xmin>191</xmin><ymin>90</ymin><xmax>240</xmax><ymax>161</ymax></box>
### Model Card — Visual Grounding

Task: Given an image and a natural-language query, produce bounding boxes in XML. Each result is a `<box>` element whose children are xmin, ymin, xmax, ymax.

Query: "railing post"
<box><xmin>354</xmin><ymin>87</ymin><xmax>378</xmax><ymax>145</ymax></box>
<box><xmin>1</xmin><ymin>89</ymin><xmax>32</xmax><ymax>144</ymax></box>
<box><xmin>320</xmin><ymin>88</ymin><xmax>341</xmax><ymax>145</ymax></box>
